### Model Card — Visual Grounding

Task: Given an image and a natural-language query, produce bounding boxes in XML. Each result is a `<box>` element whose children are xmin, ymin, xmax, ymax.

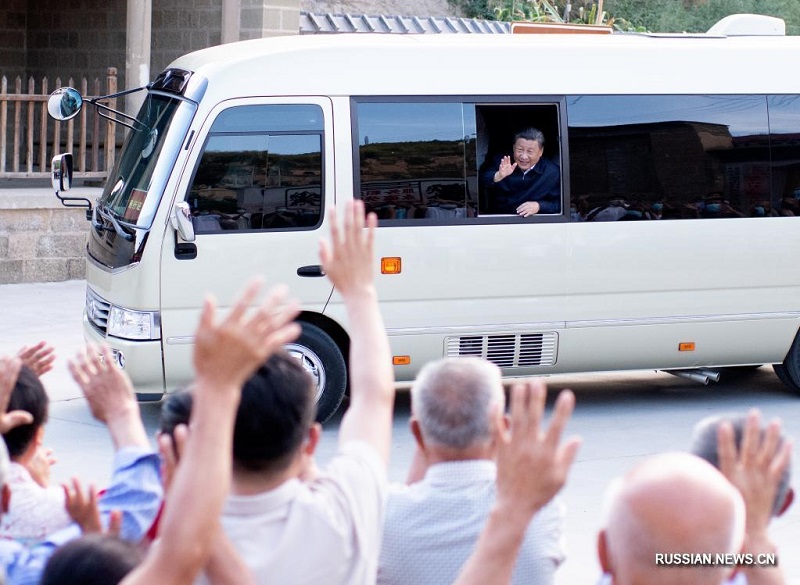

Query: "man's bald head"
<box><xmin>599</xmin><ymin>452</ymin><xmax>745</xmax><ymax>585</ymax></box>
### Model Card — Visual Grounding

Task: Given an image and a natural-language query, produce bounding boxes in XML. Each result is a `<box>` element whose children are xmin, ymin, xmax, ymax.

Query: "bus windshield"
<box><xmin>97</xmin><ymin>92</ymin><xmax>195</xmax><ymax>230</ymax></box>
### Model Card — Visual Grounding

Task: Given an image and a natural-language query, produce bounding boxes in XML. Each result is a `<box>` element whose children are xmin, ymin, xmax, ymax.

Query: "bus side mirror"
<box><xmin>48</xmin><ymin>87</ymin><xmax>83</xmax><ymax>121</ymax></box>
<box><xmin>52</xmin><ymin>153</ymin><xmax>73</xmax><ymax>192</ymax></box>
<box><xmin>171</xmin><ymin>201</ymin><xmax>195</xmax><ymax>243</ymax></box>
<box><xmin>52</xmin><ymin>153</ymin><xmax>92</xmax><ymax>219</ymax></box>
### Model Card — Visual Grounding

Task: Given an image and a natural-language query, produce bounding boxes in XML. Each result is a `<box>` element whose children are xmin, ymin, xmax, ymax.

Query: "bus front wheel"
<box><xmin>285</xmin><ymin>322</ymin><xmax>347</xmax><ymax>424</ymax></box>
<box><xmin>774</xmin><ymin>331</ymin><xmax>800</xmax><ymax>395</ymax></box>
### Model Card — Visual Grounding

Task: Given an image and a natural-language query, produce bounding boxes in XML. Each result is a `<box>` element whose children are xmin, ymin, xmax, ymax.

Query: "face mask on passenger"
<box><xmin>706</xmin><ymin>203</ymin><xmax>721</xmax><ymax>213</ymax></box>
<box><xmin>652</xmin><ymin>203</ymin><xmax>663</xmax><ymax>212</ymax></box>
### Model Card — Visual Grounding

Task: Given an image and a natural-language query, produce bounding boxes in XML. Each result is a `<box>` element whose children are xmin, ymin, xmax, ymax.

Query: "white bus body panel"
<box><xmin>81</xmin><ymin>31</ymin><xmax>800</xmax><ymax>395</ymax></box>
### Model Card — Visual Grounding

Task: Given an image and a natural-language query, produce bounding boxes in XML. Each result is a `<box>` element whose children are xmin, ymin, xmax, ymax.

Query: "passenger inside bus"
<box><xmin>479</xmin><ymin>127</ymin><xmax>561</xmax><ymax>216</ymax></box>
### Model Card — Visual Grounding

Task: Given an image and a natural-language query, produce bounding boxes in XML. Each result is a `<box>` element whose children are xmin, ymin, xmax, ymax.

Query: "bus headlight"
<box><xmin>107</xmin><ymin>306</ymin><xmax>161</xmax><ymax>341</ymax></box>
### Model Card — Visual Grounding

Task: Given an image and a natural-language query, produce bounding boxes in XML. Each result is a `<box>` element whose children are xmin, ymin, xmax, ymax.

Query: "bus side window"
<box><xmin>187</xmin><ymin>104</ymin><xmax>324</xmax><ymax>233</ymax></box>
<box><xmin>355</xmin><ymin>101</ymin><xmax>477</xmax><ymax>221</ymax></box>
<box><xmin>566</xmin><ymin>95</ymin><xmax>773</xmax><ymax>221</ymax></box>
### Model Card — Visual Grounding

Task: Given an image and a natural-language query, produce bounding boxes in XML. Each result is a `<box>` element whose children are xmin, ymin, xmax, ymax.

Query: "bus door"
<box><xmin>159</xmin><ymin>98</ymin><xmax>335</xmax><ymax>387</ymax></box>
<box><xmin>327</xmin><ymin>99</ymin><xmax>569</xmax><ymax>383</ymax></box>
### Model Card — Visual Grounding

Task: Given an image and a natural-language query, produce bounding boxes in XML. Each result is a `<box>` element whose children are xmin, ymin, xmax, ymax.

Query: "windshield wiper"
<box><xmin>93</xmin><ymin>206</ymin><xmax>145</xmax><ymax>242</ymax></box>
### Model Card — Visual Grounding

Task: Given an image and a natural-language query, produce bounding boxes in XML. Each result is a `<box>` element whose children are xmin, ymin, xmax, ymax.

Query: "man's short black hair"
<box><xmin>3</xmin><ymin>365</ymin><xmax>48</xmax><ymax>458</ymax></box>
<box><xmin>514</xmin><ymin>127</ymin><xmax>545</xmax><ymax>148</ymax></box>
<box><xmin>40</xmin><ymin>534</ymin><xmax>143</xmax><ymax>585</ymax></box>
<box><xmin>158</xmin><ymin>389</ymin><xmax>193</xmax><ymax>438</ymax></box>
<box><xmin>233</xmin><ymin>350</ymin><xmax>316</xmax><ymax>475</ymax></box>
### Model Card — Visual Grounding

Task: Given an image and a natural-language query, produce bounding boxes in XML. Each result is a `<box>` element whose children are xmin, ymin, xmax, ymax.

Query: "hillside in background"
<box><xmin>302</xmin><ymin>0</ymin><xmax>464</xmax><ymax>17</ymax></box>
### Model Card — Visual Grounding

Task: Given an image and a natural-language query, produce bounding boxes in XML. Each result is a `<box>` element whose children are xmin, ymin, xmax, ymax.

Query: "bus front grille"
<box><xmin>445</xmin><ymin>332</ymin><xmax>558</xmax><ymax>367</ymax></box>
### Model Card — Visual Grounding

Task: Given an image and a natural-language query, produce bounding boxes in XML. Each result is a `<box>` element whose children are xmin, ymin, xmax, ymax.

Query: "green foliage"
<box><xmin>600</xmin><ymin>0</ymin><xmax>800</xmax><ymax>35</ymax></box>
<box><xmin>449</xmin><ymin>0</ymin><xmax>800</xmax><ymax>34</ymax></box>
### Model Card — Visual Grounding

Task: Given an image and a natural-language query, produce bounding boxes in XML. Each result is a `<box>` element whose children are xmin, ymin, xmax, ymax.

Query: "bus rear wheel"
<box><xmin>285</xmin><ymin>322</ymin><xmax>347</xmax><ymax>424</ymax></box>
<box><xmin>774</xmin><ymin>330</ymin><xmax>800</xmax><ymax>395</ymax></box>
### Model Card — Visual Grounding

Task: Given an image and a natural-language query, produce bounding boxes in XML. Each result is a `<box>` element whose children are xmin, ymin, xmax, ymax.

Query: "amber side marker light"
<box><xmin>678</xmin><ymin>342</ymin><xmax>696</xmax><ymax>352</ymax></box>
<box><xmin>393</xmin><ymin>356</ymin><xmax>411</xmax><ymax>366</ymax></box>
<box><xmin>381</xmin><ymin>257</ymin><xmax>402</xmax><ymax>274</ymax></box>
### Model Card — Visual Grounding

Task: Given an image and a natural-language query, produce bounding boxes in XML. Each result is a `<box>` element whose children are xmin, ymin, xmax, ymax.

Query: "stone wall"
<box><xmin>25</xmin><ymin>0</ymin><xmax>127</xmax><ymax>89</ymax></box>
<box><xmin>152</xmin><ymin>0</ymin><xmax>224</xmax><ymax>76</ymax></box>
<box><xmin>0</xmin><ymin>190</ymin><xmax>99</xmax><ymax>284</ymax></box>
<box><xmin>2</xmin><ymin>0</ymin><xmax>461</xmax><ymax>92</ymax></box>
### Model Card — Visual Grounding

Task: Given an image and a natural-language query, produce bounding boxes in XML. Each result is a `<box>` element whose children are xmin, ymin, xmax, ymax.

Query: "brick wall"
<box><xmin>0</xmin><ymin>191</ymin><xmax>99</xmax><ymax>284</ymax></box>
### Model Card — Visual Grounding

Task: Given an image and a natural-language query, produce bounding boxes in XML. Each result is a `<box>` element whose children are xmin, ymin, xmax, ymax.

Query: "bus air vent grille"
<box><xmin>86</xmin><ymin>287</ymin><xmax>111</xmax><ymax>335</ymax></box>
<box><xmin>445</xmin><ymin>332</ymin><xmax>557</xmax><ymax>367</ymax></box>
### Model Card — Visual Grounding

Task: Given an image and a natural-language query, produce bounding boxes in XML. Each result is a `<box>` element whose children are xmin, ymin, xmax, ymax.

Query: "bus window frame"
<box><xmin>350</xmin><ymin>95</ymin><xmax>570</xmax><ymax>226</ymax></box>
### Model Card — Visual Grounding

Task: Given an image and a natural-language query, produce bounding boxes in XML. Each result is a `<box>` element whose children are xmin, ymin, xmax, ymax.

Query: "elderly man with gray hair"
<box><xmin>690</xmin><ymin>410</ymin><xmax>793</xmax><ymax>585</ymax></box>
<box><xmin>377</xmin><ymin>357</ymin><xmax>566</xmax><ymax>585</ymax></box>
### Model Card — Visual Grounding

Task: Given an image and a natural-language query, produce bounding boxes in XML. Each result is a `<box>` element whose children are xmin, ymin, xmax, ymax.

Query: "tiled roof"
<box><xmin>299</xmin><ymin>12</ymin><xmax>510</xmax><ymax>34</ymax></box>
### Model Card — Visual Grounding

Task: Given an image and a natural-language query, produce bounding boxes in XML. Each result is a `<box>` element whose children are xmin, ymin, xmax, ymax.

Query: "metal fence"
<box><xmin>0</xmin><ymin>67</ymin><xmax>118</xmax><ymax>180</ymax></box>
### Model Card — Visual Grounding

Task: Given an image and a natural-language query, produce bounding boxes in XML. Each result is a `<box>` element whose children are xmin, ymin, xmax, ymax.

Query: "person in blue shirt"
<box><xmin>0</xmin><ymin>354</ymin><xmax>162</xmax><ymax>585</ymax></box>
<box><xmin>481</xmin><ymin>128</ymin><xmax>561</xmax><ymax>217</ymax></box>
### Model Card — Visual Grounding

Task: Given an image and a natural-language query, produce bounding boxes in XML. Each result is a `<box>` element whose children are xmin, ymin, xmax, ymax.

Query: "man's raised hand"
<box><xmin>192</xmin><ymin>279</ymin><xmax>301</xmax><ymax>393</ymax></box>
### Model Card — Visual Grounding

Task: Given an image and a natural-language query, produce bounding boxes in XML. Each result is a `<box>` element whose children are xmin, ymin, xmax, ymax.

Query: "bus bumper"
<box><xmin>83</xmin><ymin>315</ymin><xmax>166</xmax><ymax>401</ymax></box>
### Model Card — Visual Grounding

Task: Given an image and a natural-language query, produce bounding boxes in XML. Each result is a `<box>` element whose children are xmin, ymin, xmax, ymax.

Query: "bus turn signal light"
<box><xmin>393</xmin><ymin>356</ymin><xmax>411</xmax><ymax>366</ymax></box>
<box><xmin>678</xmin><ymin>342</ymin><xmax>696</xmax><ymax>352</ymax></box>
<box><xmin>381</xmin><ymin>257</ymin><xmax>402</xmax><ymax>274</ymax></box>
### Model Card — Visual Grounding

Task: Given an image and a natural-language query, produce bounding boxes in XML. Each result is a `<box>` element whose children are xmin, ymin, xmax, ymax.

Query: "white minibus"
<box><xmin>50</xmin><ymin>14</ymin><xmax>800</xmax><ymax>421</ymax></box>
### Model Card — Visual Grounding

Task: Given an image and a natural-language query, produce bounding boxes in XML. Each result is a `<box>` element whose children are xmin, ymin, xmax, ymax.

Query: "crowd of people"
<box><xmin>0</xmin><ymin>200</ymin><xmax>794</xmax><ymax>585</ymax></box>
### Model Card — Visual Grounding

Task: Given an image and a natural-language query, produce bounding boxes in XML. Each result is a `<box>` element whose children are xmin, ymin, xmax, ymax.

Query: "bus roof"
<box><xmin>168</xmin><ymin>27</ymin><xmax>800</xmax><ymax>98</ymax></box>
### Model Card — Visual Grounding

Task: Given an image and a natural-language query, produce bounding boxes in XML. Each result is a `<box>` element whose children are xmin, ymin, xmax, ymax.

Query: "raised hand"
<box><xmin>68</xmin><ymin>345</ymin><xmax>137</xmax><ymax>424</ymax></box>
<box><xmin>495</xmin><ymin>380</ymin><xmax>581</xmax><ymax>514</ymax></box>
<box><xmin>319</xmin><ymin>200</ymin><xmax>377</xmax><ymax>297</ymax></box>
<box><xmin>717</xmin><ymin>410</ymin><xmax>792</xmax><ymax>545</ymax></box>
<box><xmin>157</xmin><ymin>424</ymin><xmax>188</xmax><ymax>495</ymax></box>
<box><xmin>68</xmin><ymin>345</ymin><xmax>148</xmax><ymax>449</ymax></box>
<box><xmin>63</xmin><ymin>477</ymin><xmax>122</xmax><ymax>536</ymax></box>
<box><xmin>495</xmin><ymin>155</ymin><xmax>517</xmax><ymax>182</ymax></box>
<box><xmin>27</xmin><ymin>445</ymin><xmax>56</xmax><ymax>488</ymax></box>
<box><xmin>192</xmin><ymin>280</ymin><xmax>301</xmax><ymax>393</ymax></box>
<box><xmin>17</xmin><ymin>341</ymin><xmax>56</xmax><ymax>376</ymax></box>
<box><xmin>453</xmin><ymin>380</ymin><xmax>581</xmax><ymax>585</ymax></box>
<box><xmin>318</xmin><ymin>200</ymin><xmax>394</xmax><ymax>463</ymax></box>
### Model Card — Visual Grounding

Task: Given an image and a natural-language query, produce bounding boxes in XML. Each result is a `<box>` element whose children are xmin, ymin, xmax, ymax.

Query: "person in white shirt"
<box><xmin>379</xmin><ymin>358</ymin><xmax>566</xmax><ymax>585</ymax></box>
<box><xmin>193</xmin><ymin>200</ymin><xmax>395</xmax><ymax>585</ymax></box>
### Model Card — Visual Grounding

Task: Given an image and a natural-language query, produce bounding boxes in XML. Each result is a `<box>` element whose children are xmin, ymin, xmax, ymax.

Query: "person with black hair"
<box><xmin>481</xmin><ymin>128</ymin><xmax>561</xmax><ymax>217</ymax></box>
<box><xmin>40</xmin><ymin>533</ymin><xmax>144</xmax><ymax>585</ymax></box>
<box><xmin>0</xmin><ymin>352</ymin><xmax>163</xmax><ymax>585</ymax></box>
<box><xmin>194</xmin><ymin>200</ymin><xmax>395</xmax><ymax>585</ymax></box>
<box><xmin>0</xmin><ymin>364</ymin><xmax>71</xmax><ymax>543</ymax></box>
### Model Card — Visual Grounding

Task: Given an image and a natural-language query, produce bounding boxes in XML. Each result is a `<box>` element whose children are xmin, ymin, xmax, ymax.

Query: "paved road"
<box><xmin>2</xmin><ymin>279</ymin><xmax>799</xmax><ymax>584</ymax></box>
